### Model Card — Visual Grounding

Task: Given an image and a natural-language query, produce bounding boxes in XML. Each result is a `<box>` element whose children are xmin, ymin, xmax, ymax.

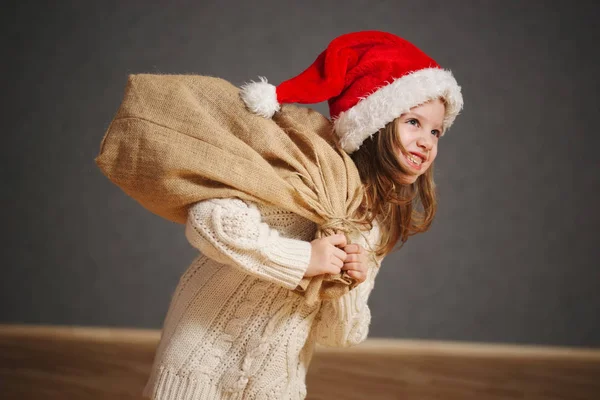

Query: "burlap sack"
<box><xmin>96</xmin><ymin>74</ymin><xmax>371</xmax><ymax>305</ymax></box>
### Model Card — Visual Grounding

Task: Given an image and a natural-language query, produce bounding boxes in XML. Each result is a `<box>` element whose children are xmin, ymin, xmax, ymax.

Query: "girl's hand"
<box><xmin>341</xmin><ymin>243</ymin><xmax>368</xmax><ymax>284</ymax></box>
<box><xmin>305</xmin><ymin>234</ymin><xmax>348</xmax><ymax>277</ymax></box>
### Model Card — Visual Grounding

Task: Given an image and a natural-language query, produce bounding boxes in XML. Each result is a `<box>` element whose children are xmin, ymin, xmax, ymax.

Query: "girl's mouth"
<box><xmin>404</xmin><ymin>152</ymin><xmax>423</xmax><ymax>171</ymax></box>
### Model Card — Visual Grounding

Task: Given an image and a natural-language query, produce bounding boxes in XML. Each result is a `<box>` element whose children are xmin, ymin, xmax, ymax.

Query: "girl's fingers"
<box><xmin>342</xmin><ymin>262</ymin><xmax>363</xmax><ymax>271</ymax></box>
<box><xmin>331</xmin><ymin>240</ymin><xmax>367</xmax><ymax>281</ymax></box>
<box><xmin>346</xmin><ymin>269</ymin><xmax>367</xmax><ymax>282</ymax></box>
<box><xmin>344</xmin><ymin>243</ymin><xmax>365</xmax><ymax>254</ymax></box>
<box><xmin>343</xmin><ymin>252</ymin><xmax>367</xmax><ymax>267</ymax></box>
<box><xmin>326</xmin><ymin>233</ymin><xmax>347</xmax><ymax>247</ymax></box>
<box><xmin>330</xmin><ymin>254</ymin><xmax>344</xmax><ymax>268</ymax></box>
<box><xmin>344</xmin><ymin>253</ymin><xmax>361</xmax><ymax>263</ymax></box>
<box><xmin>333</xmin><ymin>246</ymin><xmax>347</xmax><ymax>261</ymax></box>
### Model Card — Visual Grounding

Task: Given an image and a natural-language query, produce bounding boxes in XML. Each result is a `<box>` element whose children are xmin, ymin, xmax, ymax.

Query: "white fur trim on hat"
<box><xmin>334</xmin><ymin>68</ymin><xmax>463</xmax><ymax>154</ymax></box>
<box><xmin>240</xmin><ymin>77</ymin><xmax>280</xmax><ymax>118</ymax></box>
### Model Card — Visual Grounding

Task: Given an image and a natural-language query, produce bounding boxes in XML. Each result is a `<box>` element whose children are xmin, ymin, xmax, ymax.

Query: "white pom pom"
<box><xmin>240</xmin><ymin>77</ymin><xmax>280</xmax><ymax>118</ymax></box>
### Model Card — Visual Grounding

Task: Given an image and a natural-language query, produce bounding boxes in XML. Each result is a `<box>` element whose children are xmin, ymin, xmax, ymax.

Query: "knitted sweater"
<box><xmin>143</xmin><ymin>198</ymin><xmax>382</xmax><ymax>400</ymax></box>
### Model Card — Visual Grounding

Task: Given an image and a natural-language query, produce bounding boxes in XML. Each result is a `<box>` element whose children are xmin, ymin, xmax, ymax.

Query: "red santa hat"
<box><xmin>240</xmin><ymin>30</ymin><xmax>463</xmax><ymax>153</ymax></box>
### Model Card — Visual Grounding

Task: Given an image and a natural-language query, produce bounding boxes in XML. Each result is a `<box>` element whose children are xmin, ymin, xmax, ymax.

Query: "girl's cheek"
<box><xmin>429</xmin><ymin>150</ymin><xmax>438</xmax><ymax>164</ymax></box>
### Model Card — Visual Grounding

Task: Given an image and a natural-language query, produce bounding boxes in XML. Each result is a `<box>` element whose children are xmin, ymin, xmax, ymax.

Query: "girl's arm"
<box><xmin>185</xmin><ymin>198</ymin><xmax>312</xmax><ymax>290</ymax></box>
<box><xmin>311</xmin><ymin>228</ymin><xmax>383</xmax><ymax>348</ymax></box>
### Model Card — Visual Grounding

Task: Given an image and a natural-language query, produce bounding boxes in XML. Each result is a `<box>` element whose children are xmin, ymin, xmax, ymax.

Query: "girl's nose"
<box><xmin>417</xmin><ymin>135</ymin><xmax>433</xmax><ymax>150</ymax></box>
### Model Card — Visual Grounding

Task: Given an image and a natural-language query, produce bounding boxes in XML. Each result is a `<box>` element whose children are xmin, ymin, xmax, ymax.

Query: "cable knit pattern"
<box><xmin>144</xmin><ymin>198</ymin><xmax>381</xmax><ymax>400</ymax></box>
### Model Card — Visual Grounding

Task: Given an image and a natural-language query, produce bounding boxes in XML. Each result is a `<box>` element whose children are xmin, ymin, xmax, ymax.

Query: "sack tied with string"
<box><xmin>95</xmin><ymin>74</ymin><xmax>374</xmax><ymax>305</ymax></box>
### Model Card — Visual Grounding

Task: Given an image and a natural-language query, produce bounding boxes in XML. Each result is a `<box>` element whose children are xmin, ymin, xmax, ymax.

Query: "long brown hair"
<box><xmin>350</xmin><ymin>119</ymin><xmax>438</xmax><ymax>258</ymax></box>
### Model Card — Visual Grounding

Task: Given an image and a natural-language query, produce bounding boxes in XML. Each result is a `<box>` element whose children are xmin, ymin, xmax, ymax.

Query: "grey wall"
<box><xmin>3</xmin><ymin>0</ymin><xmax>599</xmax><ymax>347</ymax></box>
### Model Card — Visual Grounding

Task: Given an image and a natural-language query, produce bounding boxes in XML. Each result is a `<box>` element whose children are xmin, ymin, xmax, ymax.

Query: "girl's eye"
<box><xmin>407</xmin><ymin>119</ymin><xmax>419</xmax><ymax>126</ymax></box>
<box><xmin>431</xmin><ymin>130</ymin><xmax>441</xmax><ymax>138</ymax></box>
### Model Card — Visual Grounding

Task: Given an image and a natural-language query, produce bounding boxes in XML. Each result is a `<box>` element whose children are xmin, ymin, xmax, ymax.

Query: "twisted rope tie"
<box><xmin>317</xmin><ymin>216</ymin><xmax>378</xmax><ymax>267</ymax></box>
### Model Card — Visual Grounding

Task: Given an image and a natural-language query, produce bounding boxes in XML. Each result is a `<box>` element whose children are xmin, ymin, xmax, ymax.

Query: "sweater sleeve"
<box><xmin>185</xmin><ymin>198</ymin><xmax>312</xmax><ymax>290</ymax></box>
<box><xmin>311</xmin><ymin>224</ymin><xmax>383</xmax><ymax>348</ymax></box>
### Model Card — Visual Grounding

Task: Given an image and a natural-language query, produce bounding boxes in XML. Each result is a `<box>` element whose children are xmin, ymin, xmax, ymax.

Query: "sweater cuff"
<box><xmin>262</xmin><ymin>237</ymin><xmax>311</xmax><ymax>289</ymax></box>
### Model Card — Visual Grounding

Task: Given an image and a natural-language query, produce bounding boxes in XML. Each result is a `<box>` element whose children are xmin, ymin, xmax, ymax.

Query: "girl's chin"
<box><xmin>398</xmin><ymin>173</ymin><xmax>418</xmax><ymax>185</ymax></box>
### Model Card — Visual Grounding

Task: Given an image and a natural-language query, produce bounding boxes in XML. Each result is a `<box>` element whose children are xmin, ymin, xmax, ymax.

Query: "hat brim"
<box><xmin>334</xmin><ymin>68</ymin><xmax>463</xmax><ymax>154</ymax></box>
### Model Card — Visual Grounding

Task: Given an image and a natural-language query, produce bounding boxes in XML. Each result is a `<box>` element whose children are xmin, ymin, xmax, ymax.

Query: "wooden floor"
<box><xmin>1</xmin><ymin>325</ymin><xmax>599</xmax><ymax>399</ymax></box>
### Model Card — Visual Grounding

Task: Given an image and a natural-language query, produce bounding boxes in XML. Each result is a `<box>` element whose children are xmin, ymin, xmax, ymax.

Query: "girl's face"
<box><xmin>395</xmin><ymin>98</ymin><xmax>445</xmax><ymax>184</ymax></box>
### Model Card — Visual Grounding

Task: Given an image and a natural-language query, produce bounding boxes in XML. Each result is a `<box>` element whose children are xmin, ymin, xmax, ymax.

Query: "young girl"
<box><xmin>143</xmin><ymin>31</ymin><xmax>463</xmax><ymax>400</ymax></box>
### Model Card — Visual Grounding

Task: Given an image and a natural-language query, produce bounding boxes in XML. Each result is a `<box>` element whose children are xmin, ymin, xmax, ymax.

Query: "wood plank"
<box><xmin>1</xmin><ymin>325</ymin><xmax>157</xmax><ymax>399</ymax></box>
<box><xmin>307</xmin><ymin>339</ymin><xmax>600</xmax><ymax>400</ymax></box>
<box><xmin>1</xmin><ymin>325</ymin><xmax>599</xmax><ymax>399</ymax></box>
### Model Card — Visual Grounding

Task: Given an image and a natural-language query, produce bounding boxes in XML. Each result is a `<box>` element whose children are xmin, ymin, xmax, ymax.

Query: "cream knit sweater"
<box><xmin>143</xmin><ymin>198</ymin><xmax>382</xmax><ymax>400</ymax></box>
